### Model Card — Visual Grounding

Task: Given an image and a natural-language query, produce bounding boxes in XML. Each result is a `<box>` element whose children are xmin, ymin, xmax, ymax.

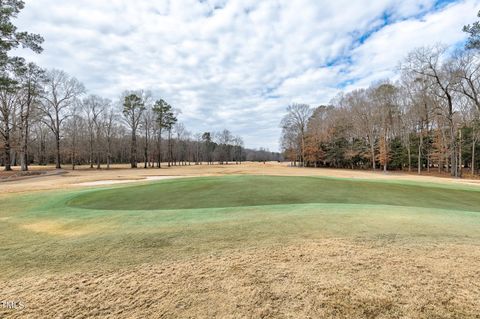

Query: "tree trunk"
<box><xmin>370</xmin><ymin>141</ymin><xmax>376</xmax><ymax>171</ymax></box>
<box><xmin>96</xmin><ymin>132</ymin><xmax>101</xmax><ymax>169</ymax></box>
<box><xmin>20</xmin><ymin>121</ymin><xmax>29</xmax><ymax>171</ymax></box>
<box><xmin>407</xmin><ymin>142</ymin><xmax>411</xmax><ymax>172</ymax></box>
<box><xmin>418</xmin><ymin>132</ymin><xmax>423</xmax><ymax>175</ymax></box>
<box><xmin>168</xmin><ymin>130</ymin><xmax>172</xmax><ymax>167</ymax></box>
<box><xmin>144</xmin><ymin>129</ymin><xmax>148</xmax><ymax>169</ymax></box>
<box><xmin>445</xmin><ymin>155</ymin><xmax>449</xmax><ymax>174</ymax></box>
<box><xmin>450</xmin><ymin>125</ymin><xmax>457</xmax><ymax>177</ymax></box>
<box><xmin>20</xmin><ymin>147</ymin><xmax>27</xmax><ymax>171</ymax></box>
<box><xmin>39</xmin><ymin>136</ymin><xmax>46</xmax><ymax>166</ymax></box>
<box><xmin>472</xmin><ymin>135</ymin><xmax>476</xmax><ymax>176</ymax></box>
<box><xmin>89</xmin><ymin>135</ymin><xmax>94</xmax><ymax>169</ymax></box>
<box><xmin>458</xmin><ymin>129</ymin><xmax>462</xmax><ymax>178</ymax></box>
<box><xmin>107</xmin><ymin>138</ymin><xmax>111</xmax><ymax>170</ymax></box>
<box><xmin>301</xmin><ymin>134</ymin><xmax>306</xmax><ymax>167</ymax></box>
<box><xmin>131</xmin><ymin>129</ymin><xmax>137</xmax><ymax>168</ymax></box>
<box><xmin>3</xmin><ymin>130</ymin><xmax>11</xmax><ymax>171</ymax></box>
<box><xmin>71</xmin><ymin>148</ymin><xmax>76</xmax><ymax>170</ymax></box>
<box><xmin>144</xmin><ymin>147</ymin><xmax>148</xmax><ymax>169</ymax></box>
<box><xmin>157</xmin><ymin>128</ymin><xmax>162</xmax><ymax>168</ymax></box>
<box><xmin>55</xmin><ymin>132</ymin><xmax>61</xmax><ymax>169</ymax></box>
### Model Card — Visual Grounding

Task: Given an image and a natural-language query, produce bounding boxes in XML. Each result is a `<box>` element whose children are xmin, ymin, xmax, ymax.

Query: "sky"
<box><xmin>14</xmin><ymin>0</ymin><xmax>480</xmax><ymax>151</ymax></box>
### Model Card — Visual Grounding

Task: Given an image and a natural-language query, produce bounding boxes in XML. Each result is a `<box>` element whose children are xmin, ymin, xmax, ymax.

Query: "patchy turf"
<box><xmin>1</xmin><ymin>175</ymin><xmax>480</xmax><ymax>318</ymax></box>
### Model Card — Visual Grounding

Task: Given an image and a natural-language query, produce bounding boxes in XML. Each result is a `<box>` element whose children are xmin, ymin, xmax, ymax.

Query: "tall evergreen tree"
<box><xmin>122</xmin><ymin>93</ymin><xmax>145</xmax><ymax>168</ymax></box>
<box><xmin>153</xmin><ymin>99</ymin><xmax>172</xmax><ymax>168</ymax></box>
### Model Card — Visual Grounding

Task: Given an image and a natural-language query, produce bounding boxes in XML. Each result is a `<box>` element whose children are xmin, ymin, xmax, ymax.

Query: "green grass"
<box><xmin>68</xmin><ymin>175</ymin><xmax>480</xmax><ymax>212</ymax></box>
<box><xmin>1</xmin><ymin>175</ymin><xmax>480</xmax><ymax>279</ymax></box>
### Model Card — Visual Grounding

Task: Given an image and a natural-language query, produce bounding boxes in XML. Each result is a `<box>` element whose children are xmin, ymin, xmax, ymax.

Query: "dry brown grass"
<box><xmin>19</xmin><ymin>220</ymin><xmax>105</xmax><ymax>237</ymax></box>
<box><xmin>1</xmin><ymin>239</ymin><xmax>479</xmax><ymax>318</ymax></box>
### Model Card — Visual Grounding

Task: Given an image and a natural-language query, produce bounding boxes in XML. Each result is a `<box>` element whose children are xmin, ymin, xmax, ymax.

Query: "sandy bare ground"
<box><xmin>2</xmin><ymin>162</ymin><xmax>480</xmax><ymax>195</ymax></box>
<box><xmin>1</xmin><ymin>239</ymin><xmax>479</xmax><ymax>319</ymax></box>
<box><xmin>73</xmin><ymin>175</ymin><xmax>189</xmax><ymax>186</ymax></box>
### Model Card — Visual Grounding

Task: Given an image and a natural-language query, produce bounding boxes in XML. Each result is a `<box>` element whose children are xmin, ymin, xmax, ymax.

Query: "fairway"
<box><xmin>68</xmin><ymin>175</ymin><xmax>480</xmax><ymax>212</ymax></box>
<box><xmin>2</xmin><ymin>170</ymin><xmax>480</xmax><ymax>318</ymax></box>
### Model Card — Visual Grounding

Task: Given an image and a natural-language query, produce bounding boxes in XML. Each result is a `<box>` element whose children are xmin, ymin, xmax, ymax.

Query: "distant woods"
<box><xmin>0</xmin><ymin>1</ymin><xmax>279</xmax><ymax>171</ymax></box>
<box><xmin>281</xmin><ymin>12</ymin><xmax>480</xmax><ymax>177</ymax></box>
<box><xmin>1</xmin><ymin>80</ymin><xmax>281</xmax><ymax>170</ymax></box>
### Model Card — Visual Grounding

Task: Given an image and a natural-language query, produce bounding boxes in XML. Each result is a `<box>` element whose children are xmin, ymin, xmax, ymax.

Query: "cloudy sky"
<box><xmin>15</xmin><ymin>0</ymin><xmax>480</xmax><ymax>150</ymax></box>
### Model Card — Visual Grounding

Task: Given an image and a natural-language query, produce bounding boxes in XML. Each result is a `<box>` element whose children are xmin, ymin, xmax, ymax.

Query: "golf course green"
<box><xmin>68</xmin><ymin>175</ymin><xmax>480</xmax><ymax>212</ymax></box>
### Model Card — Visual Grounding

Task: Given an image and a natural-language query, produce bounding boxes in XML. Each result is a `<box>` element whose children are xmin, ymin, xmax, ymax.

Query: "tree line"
<box><xmin>0</xmin><ymin>67</ymin><xmax>264</xmax><ymax>170</ymax></box>
<box><xmin>281</xmin><ymin>13</ymin><xmax>480</xmax><ymax>177</ymax></box>
<box><xmin>0</xmin><ymin>1</ymin><xmax>279</xmax><ymax>171</ymax></box>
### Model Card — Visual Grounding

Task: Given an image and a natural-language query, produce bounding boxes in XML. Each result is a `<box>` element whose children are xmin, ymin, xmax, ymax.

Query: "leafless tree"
<box><xmin>402</xmin><ymin>45</ymin><xmax>460</xmax><ymax>177</ymax></box>
<box><xmin>141</xmin><ymin>106</ymin><xmax>155</xmax><ymax>168</ymax></box>
<box><xmin>81</xmin><ymin>95</ymin><xmax>106</xmax><ymax>169</ymax></box>
<box><xmin>39</xmin><ymin>69</ymin><xmax>85</xmax><ymax>169</ymax></box>
<box><xmin>103</xmin><ymin>106</ymin><xmax>119</xmax><ymax>169</ymax></box>
<box><xmin>17</xmin><ymin>63</ymin><xmax>44</xmax><ymax>171</ymax></box>
<box><xmin>347</xmin><ymin>89</ymin><xmax>379</xmax><ymax>170</ymax></box>
<box><xmin>280</xmin><ymin>103</ymin><xmax>312</xmax><ymax>167</ymax></box>
<box><xmin>453</xmin><ymin>49</ymin><xmax>480</xmax><ymax>111</ymax></box>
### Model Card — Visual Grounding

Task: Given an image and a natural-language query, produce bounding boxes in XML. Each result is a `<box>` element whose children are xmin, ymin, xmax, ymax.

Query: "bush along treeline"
<box><xmin>0</xmin><ymin>1</ymin><xmax>279</xmax><ymax>171</ymax></box>
<box><xmin>281</xmin><ymin>12</ymin><xmax>480</xmax><ymax>178</ymax></box>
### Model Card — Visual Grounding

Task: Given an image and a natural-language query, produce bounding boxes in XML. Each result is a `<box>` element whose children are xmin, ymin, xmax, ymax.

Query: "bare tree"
<box><xmin>193</xmin><ymin>132</ymin><xmax>203</xmax><ymax>164</ymax></box>
<box><xmin>280</xmin><ymin>127</ymin><xmax>300</xmax><ymax>166</ymax></box>
<box><xmin>82</xmin><ymin>95</ymin><xmax>106</xmax><ymax>168</ymax></box>
<box><xmin>280</xmin><ymin>103</ymin><xmax>312</xmax><ymax>167</ymax></box>
<box><xmin>103</xmin><ymin>106</ymin><xmax>118</xmax><ymax>169</ymax></box>
<box><xmin>18</xmin><ymin>63</ymin><xmax>44</xmax><ymax>171</ymax></box>
<box><xmin>402</xmin><ymin>46</ymin><xmax>459</xmax><ymax>177</ymax></box>
<box><xmin>346</xmin><ymin>89</ymin><xmax>379</xmax><ymax>170</ymax></box>
<box><xmin>174</xmin><ymin>122</ymin><xmax>188</xmax><ymax>165</ymax></box>
<box><xmin>453</xmin><ymin>49</ymin><xmax>480</xmax><ymax>112</ymax></box>
<box><xmin>65</xmin><ymin>103</ymin><xmax>82</xmax><ymax>170</ymax></box>
<box><xmin>215</xmin><ymin>129</ymin><xmax>233</xmax><ymax>164</ymax></box>
<box><xmin>305</xmin><ymin>105</ymin><xmax>331</xmax><ymax>167</ymax></box>
<box><xmin>372</xmin><ymin>82</ymin><xmax>400</xmax><ymax>172</ymax></box>
<box><xmin>141</xmin><ymin>106</ymin><xmax>155</xmax><ymax>168</ymax></box>
<box><xmin>232</xmin><ymin>136</ymin><xmax>244</xmax><ymax>164</ymax></box>
<box><xmin>39</xmin><ymin>69</ymin><xmax>85</xmax><ymax>169</ymax></box>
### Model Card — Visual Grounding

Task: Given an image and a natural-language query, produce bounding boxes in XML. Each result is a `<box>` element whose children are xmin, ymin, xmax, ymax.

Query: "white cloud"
<box><xmin>14</xmin><ymin>0</ymin><xmax>480</xmax><ymax>150</ymax></box>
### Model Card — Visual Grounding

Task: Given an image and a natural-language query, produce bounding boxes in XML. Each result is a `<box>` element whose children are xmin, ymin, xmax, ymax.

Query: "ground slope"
<box><xmin>1</xmin><ymin>173</ymin><xmax>480</xmax><ymax>318</ymax></box>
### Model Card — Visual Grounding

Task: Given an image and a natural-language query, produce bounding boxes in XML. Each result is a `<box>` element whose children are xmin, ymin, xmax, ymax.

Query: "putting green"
<box><xmin>67</xmin><ymin>175</ymin><xmax>480</xmax><ymax>212</ymax></box>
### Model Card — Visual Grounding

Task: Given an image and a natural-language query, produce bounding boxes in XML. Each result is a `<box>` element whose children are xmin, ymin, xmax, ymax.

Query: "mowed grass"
<box><xmin>1</xmin><ymin>175</ymin><xmax>480</xmax><ymax>279</ymax></box>
<box><xmin>68</xmin><ymin>175</ymin><xmax>480</xmax><ymax>212</ymax></box>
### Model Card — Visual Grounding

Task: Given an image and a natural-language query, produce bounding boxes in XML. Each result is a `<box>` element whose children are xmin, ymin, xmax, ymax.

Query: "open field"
<box><xmin>1</xmin><ymin>163</ymin><xmax>480</xmax><ymax>318</ymax></box>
